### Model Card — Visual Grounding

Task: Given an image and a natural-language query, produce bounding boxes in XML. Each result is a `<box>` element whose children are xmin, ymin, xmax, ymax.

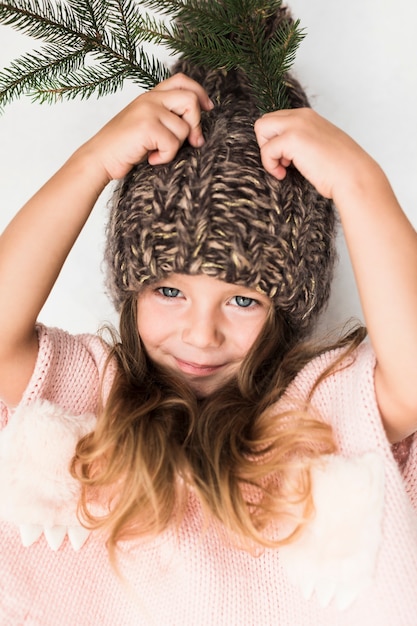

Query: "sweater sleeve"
<box><xmin>285</xmin><ymin>341</ymin><xmax>416</xmax><ymax>510</ymax></box>
<box><xmin>0</xmin><ymin>325</ymin><xmax>112</xmax><ymax>544</ymax></box>
<box><xmin>312</xmin><ymin>341</ymin><xmax>417</xmax><ymax>510</ymax></box>
<box><xmin>0</xmin><ymin>324</ymin><xmax>112</xmax><ymax>424</ymax></box>
<box><xmin>401</xmin><ymin>433</ymin><xmax>417</xmax><ymax>509</ymax></box>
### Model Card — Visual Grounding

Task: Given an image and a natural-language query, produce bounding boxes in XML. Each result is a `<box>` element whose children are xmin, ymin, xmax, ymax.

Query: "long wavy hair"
<box><xmin>71</xmin><ymin>291</ymin><xmax>366</xmax><ymax>562</ymax></box>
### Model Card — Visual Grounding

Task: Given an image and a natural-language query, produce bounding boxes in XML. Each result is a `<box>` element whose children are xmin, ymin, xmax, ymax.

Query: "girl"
<box><xmin>0</xmin><ymin>44</ymin><xmax>417</xmax><ymax>626</ymax></box>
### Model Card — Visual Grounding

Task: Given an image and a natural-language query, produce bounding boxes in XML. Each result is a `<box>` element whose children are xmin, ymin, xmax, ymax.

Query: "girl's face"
<box><xmin>136</xmin><ymin>273</ymin><xmax>272</xmax><ymax>396</ymax></box>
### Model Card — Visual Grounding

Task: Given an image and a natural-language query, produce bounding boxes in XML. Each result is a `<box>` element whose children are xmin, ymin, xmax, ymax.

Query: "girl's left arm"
<box><xmin>255</xmin><ymin>108</ymin><xmax>417</xmax><ymax>442</ymax></box>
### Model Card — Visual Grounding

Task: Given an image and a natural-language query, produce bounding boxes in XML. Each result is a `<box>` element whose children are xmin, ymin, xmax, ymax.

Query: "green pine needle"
<box><xmin>0</xmin><ymin>0</ymin><xmax>85</xmax><ymax>44</ymax></box>
<box><xmin>0</xmin><ymin>43</ymin><xmax>87</xmax><ymax>108</ymax></box>
<box><xmin>0</xmin><ymin>0</ymin><xmax>305</xmax><ymax>112</ymax></box>
<box><xmin>33</xmin><ymin>63</ymin><xmax>130</xmax><ymax>103</ymax></box>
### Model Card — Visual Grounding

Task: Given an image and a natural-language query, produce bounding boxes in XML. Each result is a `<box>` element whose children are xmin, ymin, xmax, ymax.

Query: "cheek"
<box><xmin>136</xmin><ymin>318</ymin><xmax>153</xmax><ymax>349</ymax></box>
<box><xmin>136</xmin><ymin>297</ymin><xmax>174</xmax><ymax>349</ymax></box>
<box><xmin>136</xmin><ymin>298</ymin><xmax>158</xmax><ymax>348</ymax></box>
<box><xmin>233</xmin><ymin>316</ymin><xmax>267</xmax><ymax>355</ymax></box>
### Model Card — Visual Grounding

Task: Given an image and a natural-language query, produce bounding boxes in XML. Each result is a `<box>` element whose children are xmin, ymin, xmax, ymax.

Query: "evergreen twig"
<box><xmin>0</xmin><ymin>0</ymin><xmax>305</xmax><ymax>112</ymax></box>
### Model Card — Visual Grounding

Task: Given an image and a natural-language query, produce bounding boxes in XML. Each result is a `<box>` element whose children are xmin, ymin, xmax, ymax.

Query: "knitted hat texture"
<box><xmin>105</xmin><ymin>12</ymin><xmax>336</xmax><ymax>336</ymax></box>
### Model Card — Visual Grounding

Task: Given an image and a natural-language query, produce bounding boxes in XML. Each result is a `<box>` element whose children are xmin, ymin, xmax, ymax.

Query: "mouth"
<box><xmin>174</xmin><ymin>358</ymin><xmax>225</xmax><ymax>377</ymax></box>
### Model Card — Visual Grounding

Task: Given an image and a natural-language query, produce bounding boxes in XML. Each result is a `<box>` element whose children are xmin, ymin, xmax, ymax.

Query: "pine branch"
<box><xmin>238</xmin><ymin>17</ymin><xmax>306</xmax><ymax>112</ymax></box>
<box><xmin>0</xmin><ymin>43</ymin><xmax>87</xmax><ymax>108</ymax></box>
<box><xmin>142</xmin><ymin>0</ymin><xmax>232</xmax><ymax>30</ymax></box>
<box><xmin>0</xmin><ymin>0</ymin><xmax>305</xmax><ymax>112</ymax></box>
<box><xmin>70</xmin><ymin>0</ymin><xmax>109</xmax><ymax>38</ymax></box>
<box><xmin>33</xmin><ymin>62</ymin><xmax>130</xmax><ymax>103</ymax></box>
<box><xmin>106</xmin><ymin>0</ymin><xmax>142</xmax><ymax>63</ymax></box>
<box><xmin>0</xmin><ymin>0</ymin><xmax>87</xmax><ymax>45</ymax></box>
<box><xmin>161</xmin><ymin>24</ymin><xmax>243</xmax><ymax>70</ymax></box>
<box><xmin>127</xmin><ymin>46</ymin><xmax>170</xmax><ymax>88</ymax></box>
<box><xmin>0</xmin><ymin>0</ymin><xmax>170</xmax><ymax>106</ymax></box>
<box><xmin>104</xmin><ymin>8</ymin><xmax>163</xmax><ymax>61</ymax></box>
<box><xmin>143</xmin><ymin>0</ymin><xmax>305</xmax><ymax>111</ymax></box>
<box><xmin>93</xmin><ymin>47</ymin><xmax>168</xmax><ymax>91</ymax></box>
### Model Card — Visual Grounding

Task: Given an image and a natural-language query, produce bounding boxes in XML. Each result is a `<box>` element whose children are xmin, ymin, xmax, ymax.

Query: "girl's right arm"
<box><xmin>0</xmin><ymin>74</ymin><xmax>213</xmax><ymax>407</ymax></box>
<box><xmin>255</xmin><ymin>108</ymin><xmax>417</xmax><ymax>442</ymax></box>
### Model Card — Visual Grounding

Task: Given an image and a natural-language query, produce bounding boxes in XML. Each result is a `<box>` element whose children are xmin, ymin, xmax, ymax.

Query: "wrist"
<box><xmin>332</xmin><ymin>155</ymin><xmax>391</xmax><ymax>213</ymax></box>
<box><xmin>68</xmin><ymin>141</ymin><xmax>113</xmax><ymax>197</ymax></box>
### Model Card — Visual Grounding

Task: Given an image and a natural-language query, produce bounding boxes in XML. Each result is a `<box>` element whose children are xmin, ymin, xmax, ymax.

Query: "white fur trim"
<box><xmin>0</xmin><ymin>399</ymin><xmax>96</xmax><ymax>550</ymax></box>
<box><xmin>280</xmin><ymin>452</ymin><xmax>385</xmax><ymax>611</ymax></box>
<box><xmin>19</xmin><ymin>523</ymin><xmax>43</xmax><ymax>547</ymax></box>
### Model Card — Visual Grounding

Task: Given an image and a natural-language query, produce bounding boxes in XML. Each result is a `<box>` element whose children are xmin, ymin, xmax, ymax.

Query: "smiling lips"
<box><xmin>174</xmin><ymin>358</ymin><xmax>225</xmax><ymax>377</ymax></box>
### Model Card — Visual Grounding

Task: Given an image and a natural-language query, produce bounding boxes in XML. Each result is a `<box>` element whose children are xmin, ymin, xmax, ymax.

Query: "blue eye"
<box><xmin>233</xmin><ymin>295</ymin><xmax>256</xmax><ymax>308</ymax></box>
<box><xmin>159</xmin><ymin>287</ymin><xmax>181</xmax><ymax>298</ymax></box>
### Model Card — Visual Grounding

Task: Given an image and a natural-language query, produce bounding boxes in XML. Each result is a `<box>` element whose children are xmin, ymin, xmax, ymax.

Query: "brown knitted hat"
<box><xmin>105</xmin><ymin>15</ymin><xmax>336</xmax><ymax>336</ymax></box>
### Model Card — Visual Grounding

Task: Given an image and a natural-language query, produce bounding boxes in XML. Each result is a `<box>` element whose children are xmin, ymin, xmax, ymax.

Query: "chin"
<box><xmin>188</xmin><ymin>379</ymin><xmax>218</xmax><ymax>398</ymax></box>
<box><xmin>188</xmin><ymin>372</ymin><xmax>235</xmax><ymax>399</ymax></box>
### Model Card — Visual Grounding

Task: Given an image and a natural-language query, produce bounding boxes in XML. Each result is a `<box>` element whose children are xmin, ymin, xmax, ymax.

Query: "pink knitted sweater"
<box><xmin>0</xmin><ymin>325</ymin><xmax>416</xmax><ymax>625</ymax></box>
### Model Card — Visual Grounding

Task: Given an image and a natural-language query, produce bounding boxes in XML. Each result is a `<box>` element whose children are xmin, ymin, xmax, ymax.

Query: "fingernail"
<box><xmin>196</xmin><ymin>135</ymin><xmax>205</xmax><ymax>147</ymax></box>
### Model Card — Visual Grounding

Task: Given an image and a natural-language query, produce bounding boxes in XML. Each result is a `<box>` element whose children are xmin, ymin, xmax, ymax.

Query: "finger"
<box><xmin>147</xmin><ymin>134</ymin><xmax>182</xmax><ymax>165</ymax></box>
<box><xmin>155</xmin><ymin>73</ymin><xmax>214</xmax><ymax>112</ymax></box>
<box><xmin>163</xmin><ymin>90</ymin><xmax>206</xmax><ymax>148</ymax></box>
<box><xmin>254</xmin><ymin>110</ymin><xmax>292</xmax><ymax>145</ymax></box>
<box><xmin>159</xmin><ymin>108</ymin><xmax>192</xmax><ymax>143</ymax></box>
<box><xmin>132</xmin><ymin>115</ymin><xmax>186</xmax><ymax>166</ymax></box>
<box><xmin>264</xmin><ymin>160</ymin><xmax>288</xmax><ymax>180</ymax></box>
<box><xmin>148</xmin><ymin>121</ymin><xmax>202</xmax><ymax>161</ymax></box>
<box><xmin>178</xmin><ymin>105</ymin><xmax>204</xmax><ymax>148</ymax></box>
<box><xmin>258</xmin><ymin>136</ymin><xmax>291</xmax><ymax>180</ymax></box>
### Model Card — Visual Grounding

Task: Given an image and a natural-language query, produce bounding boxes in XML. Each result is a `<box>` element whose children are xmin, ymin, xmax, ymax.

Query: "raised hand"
<box><xmin>256</xmin><ymin>106</ymin><xmax>417</xmax><ymax>442</ymax></box>
<box><xmin>0</xmin><ymin>74</ymin><xmax>213</xmax><ymax>405</ymax></box>
<box><xmin>254</xmin><ymin>107</ymin><xmax>376</xmax><ymax>204</ymax></box>
<box><xmin>83</xmin><ymin>73</ymin><xmax>214</xmax><ymax>181</ymax></box>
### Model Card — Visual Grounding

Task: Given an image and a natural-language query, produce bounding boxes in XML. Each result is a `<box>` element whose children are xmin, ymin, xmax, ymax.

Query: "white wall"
<box><xmin>1</xmin><ymin>1</ymin><xmax>416</xmax><ymax>335</ymax></box>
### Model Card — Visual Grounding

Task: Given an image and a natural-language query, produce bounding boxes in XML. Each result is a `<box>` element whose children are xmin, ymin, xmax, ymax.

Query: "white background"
<box><xmin>0</xmin><ymin>0</ymin><xmax>416</xmax><ymax>335</ymax></box>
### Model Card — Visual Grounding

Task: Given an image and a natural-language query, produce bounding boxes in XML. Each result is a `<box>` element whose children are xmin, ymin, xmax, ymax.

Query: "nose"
<box><xmin>181</xmin><ymin>309</ymin><xmax>224</xmax><ymax>349</ymax></box>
